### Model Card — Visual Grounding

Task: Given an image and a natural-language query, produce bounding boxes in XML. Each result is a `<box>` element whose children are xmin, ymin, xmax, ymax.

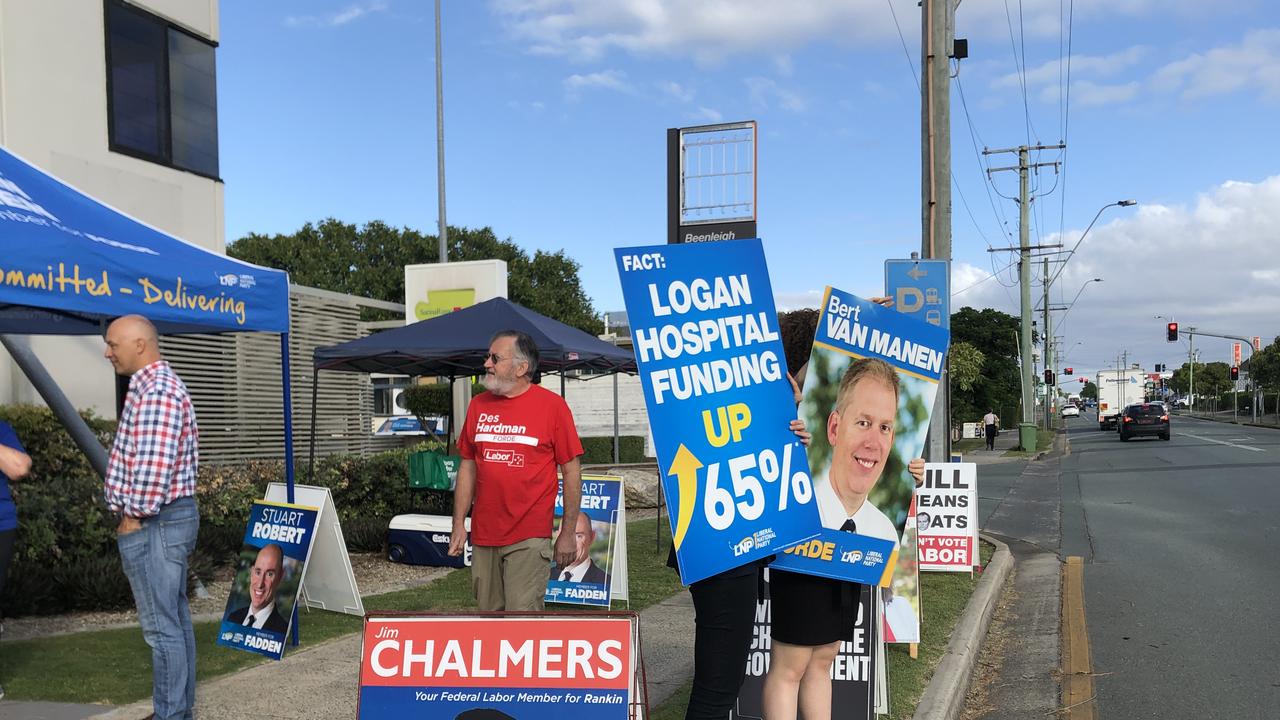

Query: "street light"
<box><xmin>1048</xmin><ymin>200</ymin><xmax>1137</xmax><ymax>290</ymax></box>
<box><xmin>1056</xmin><ymin>278</ymin><xmax>1103</xmax><ymax>327</ymax></box>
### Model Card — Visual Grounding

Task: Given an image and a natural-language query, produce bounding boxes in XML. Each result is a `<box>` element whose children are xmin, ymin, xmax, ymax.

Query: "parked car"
<box><xmin>1061</xmin><ymin>405</ymin><xmax>1080</xmax><ymax>418</ymax></box>
<box><xmin>1119</xmin><ymin>403</ymin><xmax>1170</xmax><ymax>441</ymax></box>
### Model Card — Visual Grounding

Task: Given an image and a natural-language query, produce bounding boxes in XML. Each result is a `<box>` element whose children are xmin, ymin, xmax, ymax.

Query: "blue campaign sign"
<box><xmin>614</xmin><ymin>239</ymin><xmax>821</xmax><ymax>585</ymax></box>
<box><xmin>546</xmin><ymin>476</ymin><xmax>623</xmax><ymax>607</ymax></box>
<box><xmin>885</xmin><ymin>259</ymin><xmax>950</xmax><ymax>330</ymax></box>
<box><xmin>771</xmin><ymin>286</ymin><xmax>950</xmax><ymax>587</ymax></box>
<box><xmin>217</xmin><ymin>501</ymin><xmax>319</xmax><ymax>660</ymax></box>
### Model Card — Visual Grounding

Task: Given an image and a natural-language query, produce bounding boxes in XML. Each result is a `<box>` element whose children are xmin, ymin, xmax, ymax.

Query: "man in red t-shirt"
<box><xmin>449</xmin><ymin>330</ymin><xmax>585</xmax><ymax>611</ymax></box>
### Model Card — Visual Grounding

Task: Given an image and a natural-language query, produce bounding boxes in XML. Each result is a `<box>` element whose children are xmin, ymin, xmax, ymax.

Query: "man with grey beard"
<box><xmin>448</xmin><ymin>330</ymin><xmax>584</xmax><ymax>611</ymax></box>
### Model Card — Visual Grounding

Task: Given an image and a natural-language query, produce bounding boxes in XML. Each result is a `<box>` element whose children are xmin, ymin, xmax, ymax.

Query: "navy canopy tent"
<box><xmin>0</xmin><ymin>145</ymin><xmax>300</xmax><ymax>498</ymax></box>
<box><xmin>313</xmin><ymin>297</ymin><xmax>636</xmax><ymax>377</ymax></box>
<box><xmin>311</xmin><ymin>297</ymin><xmax>638</xmax><ymax>466</ymax></box>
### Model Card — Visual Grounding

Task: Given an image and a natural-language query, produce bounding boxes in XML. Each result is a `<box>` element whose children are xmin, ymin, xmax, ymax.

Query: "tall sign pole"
<box><xmin>921</xmin><ymin>0</ymin><xmax>955</xmax><ymax>460</ymax></box>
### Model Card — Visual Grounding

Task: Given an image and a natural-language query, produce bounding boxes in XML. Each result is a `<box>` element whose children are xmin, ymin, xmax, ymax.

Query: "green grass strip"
<box><xmin>0</xmin><ymin>517</ymin><xmax>681</xmax><ymax>704</ymax></box>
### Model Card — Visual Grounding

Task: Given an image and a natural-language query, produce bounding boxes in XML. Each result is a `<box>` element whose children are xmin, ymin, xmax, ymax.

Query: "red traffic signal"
<box><xmin>1231</xmin><ymin>366</ymin><xmax>1239</xmax><ymax>381</ymax></box>
<box><xmin>1166</xmin><ymin>322</ymin><xmax>1178</xmax><ymax>342</ymax></box>
<box><xmin>1079</xmin><ymin>378</ymin><xmax>1086</xmax><ymax>383</ymax></box>
<box><xmin>1044</xmin><ymin>369</ymin><xmax>1055</xmax><ymax>386</ymax></box>
<box><xmin>1064</xmin><ymin>367</ymin><xmax>1073</xmax><ymax>375</ymax></box>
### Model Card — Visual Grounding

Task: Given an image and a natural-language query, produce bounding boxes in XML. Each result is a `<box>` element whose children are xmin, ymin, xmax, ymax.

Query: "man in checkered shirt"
<box><xmin>103</xmin><ymin>315</ymin><xmax>200</xmax><ymax>720</ymax></box>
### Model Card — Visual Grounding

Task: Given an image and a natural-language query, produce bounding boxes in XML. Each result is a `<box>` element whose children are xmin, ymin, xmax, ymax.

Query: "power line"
<box><xmin>1058</xmin><ymin>0</ymin><xmax>1076</xmax><ymax>271</ymax></box>
<box><xmin>1003</xmin><ymin>0</ymin><xmax>1038</xmax><ymax>146</ymax></box>
<box><xmin>953</xmin><ymin>257</ymin><xmax>1018</xmax><ymax>297</ymax></box>
<box><xmin>886</xmin><ymin>0</ymin><xmax>920</xmax><ymax>90</ymax></box>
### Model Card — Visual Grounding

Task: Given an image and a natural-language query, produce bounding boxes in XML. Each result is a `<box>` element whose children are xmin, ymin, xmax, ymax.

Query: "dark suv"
<box><xmin>1119</xmin><ymin>403</ymin><xmax>1170</xmax><ymax>441</ymax></box>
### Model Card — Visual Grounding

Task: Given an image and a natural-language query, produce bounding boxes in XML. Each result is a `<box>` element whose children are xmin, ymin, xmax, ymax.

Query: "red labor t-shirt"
<box><xmin>458</xmin><ymin>384</ymin><xmax>584</xmax><ymax>547</ymax></box>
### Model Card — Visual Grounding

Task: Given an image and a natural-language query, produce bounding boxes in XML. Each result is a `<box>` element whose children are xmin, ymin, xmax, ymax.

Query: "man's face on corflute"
<box><xmin>826</xmin><ymin>376</ymin><xmax>897</xmax><ymax>500</ymax></box>
<box><xmin>249</xmin><ymin>544</ymin><xmax>284</xmax><ymax>612</ymax></box>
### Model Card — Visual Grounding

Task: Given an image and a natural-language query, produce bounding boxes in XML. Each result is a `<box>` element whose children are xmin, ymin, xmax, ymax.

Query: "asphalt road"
<box><xmin>1059</xmin><ymin>411</ymin><xmax>1280</xmax><ymax>719</ymax></box>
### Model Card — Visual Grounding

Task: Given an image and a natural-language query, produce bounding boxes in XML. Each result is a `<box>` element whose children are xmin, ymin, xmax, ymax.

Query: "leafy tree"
<box><xmin>949</xmin><ymin>307</ymin><xmax>1023</xmax><ymax>426</ymax></box>
<box><xmin>1198</xmin><ymin>361</ymin><xmax>1232</xmax><ymax>399</ymax></box>
<box><xmin>228</xmin><ymin>220</ymin><xmax>600</xmax><ymax>333</ymax></box>
<box><xmin>1246</xmin><ymin>337</ymin><xmax>1280</xmax><ymax>389</ymax></box>
<box><xmin>1080</xmin><ymin>380</ymin><xmax>1098</xmax><ymax>401</ymax></box>
<box><xmin>1170</xmin><ymin>361</ymin><xmax>1232</xmax><ymax>403</ymax></box>
<box><xmin>948</xmin><ymin>341</ymin><xmax>985</xmax><ymax>392</ymax></box>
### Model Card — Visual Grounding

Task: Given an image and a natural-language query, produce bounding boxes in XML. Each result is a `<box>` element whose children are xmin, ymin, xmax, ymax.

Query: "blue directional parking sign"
<box><xmin>885</xmin><ymin>259</ymin><xmax>950</xmax><ymax>330</ymax></box>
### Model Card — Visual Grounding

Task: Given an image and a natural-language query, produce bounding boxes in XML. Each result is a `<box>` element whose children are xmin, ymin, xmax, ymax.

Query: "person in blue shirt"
<box><xmin>0</xmin><ymin>419</ymin><xmax>33</xmax><ymax>701</ymax></box>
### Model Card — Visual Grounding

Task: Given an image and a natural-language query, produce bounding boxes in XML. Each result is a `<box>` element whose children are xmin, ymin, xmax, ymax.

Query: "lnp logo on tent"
<box><xmin>217</xmin><ymin>272</ymin><xmax>258</xmax><ymax>289</ymax></box>
<box><xmin>0</xmin><ymin>173</ymin><xmax>59</xmax><ymax>223</ymax></box>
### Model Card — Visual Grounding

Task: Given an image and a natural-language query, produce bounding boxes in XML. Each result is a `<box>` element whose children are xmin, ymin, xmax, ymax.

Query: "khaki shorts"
<box><xmin>471</xmin><ymin>537</ymin><xmax>552</xmax><ymax>611</ymax></box>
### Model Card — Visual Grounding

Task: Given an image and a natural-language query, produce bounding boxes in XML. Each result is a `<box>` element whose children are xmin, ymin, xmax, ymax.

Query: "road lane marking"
<box><xmin>1179</xmin><ymin>432</ymin><xmax>1265</xmax><ymax>452</ymax></box>
<box><xmin>1062</xmin><ymin>556</ymin><xmax>1096</xmax><ymax>720</ymax></box>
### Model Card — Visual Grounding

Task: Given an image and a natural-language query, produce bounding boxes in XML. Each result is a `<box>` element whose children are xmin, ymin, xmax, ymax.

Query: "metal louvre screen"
<box><xmin>160</xmin><ymin>286</ymin><xmax>404</xmax><ymax>464</ymax></box>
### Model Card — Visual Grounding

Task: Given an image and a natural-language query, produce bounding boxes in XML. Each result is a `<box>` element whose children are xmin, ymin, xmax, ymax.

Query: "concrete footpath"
<box><xmin>2</xmin><ymin>441</ymin><xmax>1032</xmax><ymax>720</ymax></box>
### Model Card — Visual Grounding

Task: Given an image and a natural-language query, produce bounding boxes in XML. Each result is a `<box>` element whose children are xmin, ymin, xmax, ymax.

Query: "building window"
<box><xmin>105</xmin><ymin>1</ymin><xmax>219</xmax><ymax>178</ymax></box>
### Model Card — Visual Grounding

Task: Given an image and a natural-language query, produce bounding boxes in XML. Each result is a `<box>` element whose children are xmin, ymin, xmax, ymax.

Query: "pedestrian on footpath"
<box><xmin>103</xmin><ymin>315</ymin><xmax>200</xmax><ymax>720</ymax></box>
<box><xmin>983</xmin><ymin>408</ymin><xmax>1000</xmax><ymax>451</ymax></box>
<box><xmin>448</xmin><ymin>330</ymin><xmax>585</xmax><ymax>611</ymax></box>
<box><xmin>0</xmin><ymin>418</ymin><xmax>32</xmax><ymax>701</ymax></box>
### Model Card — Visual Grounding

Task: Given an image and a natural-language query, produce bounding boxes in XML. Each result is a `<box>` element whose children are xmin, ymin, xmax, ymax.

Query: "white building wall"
<box><xmin>0</xmin><ymin>0</ymin><xmax>222</xmax><ymax>417</ymax></box>
<box><xmin>547</xmin><ymin>372</ymin><xmax>651</xmax><ymax>441</ymax></box>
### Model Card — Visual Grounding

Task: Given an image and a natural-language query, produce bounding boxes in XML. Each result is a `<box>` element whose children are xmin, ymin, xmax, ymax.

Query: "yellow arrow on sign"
<box><xmin>667</xmin><ymin>444</ymin><xmax>704</xmax><ymax>551</ymax></box>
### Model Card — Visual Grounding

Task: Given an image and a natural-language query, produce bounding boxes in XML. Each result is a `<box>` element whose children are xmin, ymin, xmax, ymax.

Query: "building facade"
<box><xmin>0</xmin><ymin>0</ymin><xmax>223</xmax><ymax>415</ymax></box>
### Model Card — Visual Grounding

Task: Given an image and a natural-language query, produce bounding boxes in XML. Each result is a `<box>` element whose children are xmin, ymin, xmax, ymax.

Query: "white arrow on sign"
<box><xmin>907</xmin><ymin>264</ymin><xmax>928</xmax><ymax>280</ymax></box>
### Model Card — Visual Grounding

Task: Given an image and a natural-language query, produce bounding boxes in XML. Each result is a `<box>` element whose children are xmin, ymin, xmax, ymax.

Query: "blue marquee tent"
<box><xmin>0</xmin><ymin>145</ymin><xmax>300</xmax><ymax>497</ymax></box>
<box><xmin>313</xmin><ymin>296</ymin><xmax>636</xmax><ymax>377</ymax></box>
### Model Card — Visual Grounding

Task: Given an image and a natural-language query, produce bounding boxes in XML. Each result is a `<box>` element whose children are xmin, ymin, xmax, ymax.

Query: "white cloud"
<box><xmin>563</xmin><ymin>69</ymin><xmax>634</xmax><ymax>98</ymax></box>
<box><xmin>490</xmin><ymin>0</ymin><xmax>902</xmax><ymax>63</ymax></box>
<box><xmin>286</xmin><ymin>1</ymin><xmax>387</xmax><ymax>28</ymax></box>
<box><xmin>1151</xmin><ymin>29</ymin><xmax>1280</xmax><ymax>101</ymax></box>
<box><xmin>744</xmin><ymin>77</ymin><xmax>807</xmax><ymax>112</ymax></box>
<box><xmin>1064</xmin><ymin>80</ymin><xmax>1141</xmax><ymax>106</ymax></box>
<box><xmin>955</xmin><ymin>175</ymin><xmax>1280</xmax><ymax>374</ymax></box>
<box><xmin>994</xmin><ymin>47</ymin><xmax>1148</xmax><ymax>91</ymax></box>
<box><xmin>775</xmin><ymin>290</ymin><xmax>826</xmax><ymax>311</ymax></box>
<box><xmin>658</xmin><ymin>81</ymin><xmax>695</xmax><ymax>103</ymax></box>
<box><xmin>690</xmin><ymin>106</ymin><xmax>724</xmax><ymax>123</ymax></box>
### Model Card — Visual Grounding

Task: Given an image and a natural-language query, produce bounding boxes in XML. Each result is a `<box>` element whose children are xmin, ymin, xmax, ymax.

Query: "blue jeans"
<box><xmin>117</xmin><ymin>496</ymin><xmax>199</xmax><ymax>720</ymax></box>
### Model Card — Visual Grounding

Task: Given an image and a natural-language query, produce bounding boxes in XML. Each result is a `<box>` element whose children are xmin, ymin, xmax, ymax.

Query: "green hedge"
<box><xmin>0</xmin><ymin>405</ymin><xmax>451</xmax><ymax>617</ymax></box>
<box><xmin>580</xmin><ymin>436</ymin><xmax>649</xmax><ymax>464</ymax></box>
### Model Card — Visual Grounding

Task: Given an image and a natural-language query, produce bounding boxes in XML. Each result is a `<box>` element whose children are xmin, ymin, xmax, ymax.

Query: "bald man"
<box><xmin>103</xmin><ymin>314</ymin><xmax>201</xmax><ymax>720</ymax></box>
<box><xmin>227</xmin><ymin>544</ymin><xmax>289</xmax><ymax>634</ymax></box>
<box><xmin>549</xmin><ymin>513</ymin><xmax>609</xmax><ymax>585</ymax></box>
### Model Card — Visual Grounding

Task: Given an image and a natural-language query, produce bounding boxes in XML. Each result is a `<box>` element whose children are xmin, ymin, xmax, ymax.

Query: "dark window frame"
<box><xmin>103</xmin><ymin>0</ymin><xmax>221</xmax><ymax>181</ymax></box>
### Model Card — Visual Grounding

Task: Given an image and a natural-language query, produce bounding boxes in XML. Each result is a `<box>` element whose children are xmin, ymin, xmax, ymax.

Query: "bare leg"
<box><xmin>762</xmin><ymin>640</ymin><xmax>813</xmax><ymax>720</ymax></box>
<box><xmin>797</xmin><ymin>641</ymin><xmax>841</xmax><ymax>720</ymax></box>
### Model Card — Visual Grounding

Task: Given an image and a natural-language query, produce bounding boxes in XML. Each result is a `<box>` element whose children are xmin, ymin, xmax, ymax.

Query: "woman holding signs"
<box><xmin>763</xmin><ymin>358</ymin><xmax>925</xmax><ymax>720</ymax></box>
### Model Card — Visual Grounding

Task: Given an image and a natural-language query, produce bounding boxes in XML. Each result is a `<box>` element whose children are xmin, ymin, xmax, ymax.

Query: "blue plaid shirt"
<box><xmin>105</xmin><ymin>361</ymin><xmax>199</xmax><ymax>518</ymax></box>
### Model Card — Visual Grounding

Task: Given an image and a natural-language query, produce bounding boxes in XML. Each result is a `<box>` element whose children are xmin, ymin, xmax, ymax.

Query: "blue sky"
<box><xmin>218</xmin><ymin>0</ymin><xmax>1280</xmax><ymax>378</ymax></box>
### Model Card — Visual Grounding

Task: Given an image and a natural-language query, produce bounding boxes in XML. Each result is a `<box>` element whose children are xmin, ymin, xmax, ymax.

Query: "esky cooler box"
<box><xmin>387</xmin><ymin>514</ymin><xmax>471</xmax><ymax>568</ymax></box>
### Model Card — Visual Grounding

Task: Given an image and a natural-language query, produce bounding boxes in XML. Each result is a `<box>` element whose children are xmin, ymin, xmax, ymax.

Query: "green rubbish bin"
<box><xmin>1018</xmin><ymin>423</ymin><xmax>1038</xmax><ymax>453</ymax></box>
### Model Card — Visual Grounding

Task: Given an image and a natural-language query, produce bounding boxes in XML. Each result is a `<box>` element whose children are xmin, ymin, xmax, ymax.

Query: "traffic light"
<box><xmin>1079</xmin><ymin>378</ymin><xmax>1086</xmax><ymax>383</ymax></box>
<box><xmin>1044</xmin><ymin>369</ymin><xmax>1055</xmax><ymax>386</ymax></box>
<box><xmin>1155</xmin><ymin>363</ymin><xmax>1163</xmax><ymax>373</ymax></box>
<box><xmin>1166</xmin><ymin>322</ymin><xmax>1178</xmax><ymax>342</ymax></box>
<box><xmin>1064</xmin><ymin>367</ymin><xmax>1073</xmax><ymax>375</ymax></box>
<box><xmin>1231</xmin><ymin>366</ymin><xmax>1239</xmax><ymax>381</ymax></box>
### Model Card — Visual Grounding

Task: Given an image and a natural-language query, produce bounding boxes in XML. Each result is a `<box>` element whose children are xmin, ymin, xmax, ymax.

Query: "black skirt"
<box><xmin>769</xmin><ymin>568</ymin><xmax>859</xmax><ymax>646</ymax></box>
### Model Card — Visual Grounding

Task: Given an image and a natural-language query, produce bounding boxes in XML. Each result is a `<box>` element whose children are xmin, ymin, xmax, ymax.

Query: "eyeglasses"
<box><xmin>484</xmin><ymin>353</ymin><xmax>505</xmax><ymax>364</ymax></box>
